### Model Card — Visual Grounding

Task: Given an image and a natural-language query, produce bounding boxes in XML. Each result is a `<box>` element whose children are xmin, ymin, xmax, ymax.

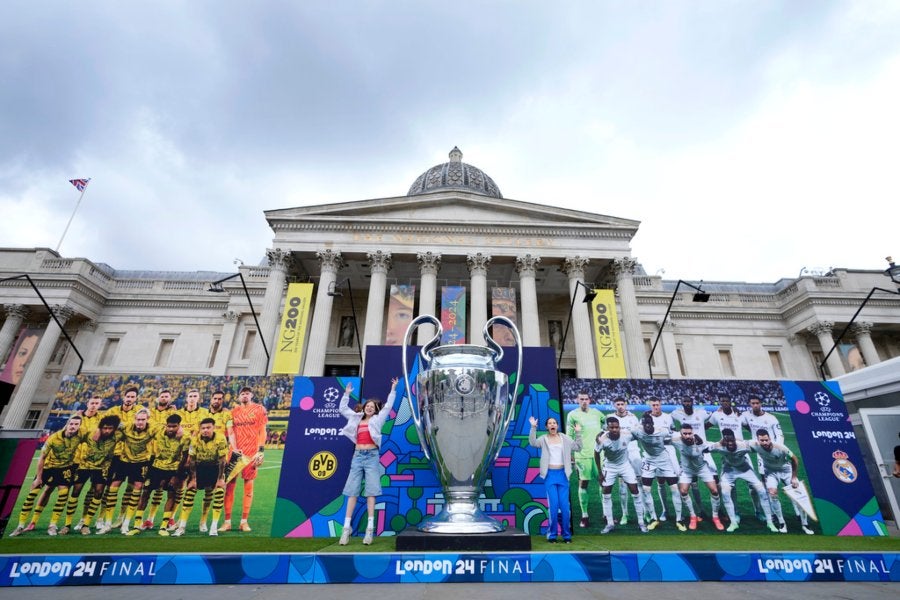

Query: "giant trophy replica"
<box><xmin>402</xmin><ymin>314</ymin><xmax>523</xmax><ymax>533</ymax></box>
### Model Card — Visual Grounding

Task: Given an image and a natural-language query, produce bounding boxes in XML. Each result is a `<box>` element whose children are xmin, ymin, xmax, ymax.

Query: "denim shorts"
<box><xmin>342</xmin><ymin>449</ymin><xmax>383</xmax><ymax>497</ymax></box>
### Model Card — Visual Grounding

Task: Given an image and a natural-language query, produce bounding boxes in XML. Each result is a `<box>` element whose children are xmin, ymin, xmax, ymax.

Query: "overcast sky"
<box><xmin>2</xmin><ymin>1</ymin><xmax>898</xmax><ymax>283</ymax></box>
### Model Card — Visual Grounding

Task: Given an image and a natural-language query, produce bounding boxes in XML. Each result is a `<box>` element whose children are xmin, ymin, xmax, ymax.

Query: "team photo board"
<box><xmin>561</xmin><ymin>377</ymin><xmax>886</xmax><ymax>536</ymax></box>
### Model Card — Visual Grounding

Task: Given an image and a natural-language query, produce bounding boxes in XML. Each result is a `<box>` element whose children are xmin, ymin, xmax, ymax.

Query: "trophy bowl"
<box><xmin>402</xmin><ymin>314</ymin><xmax>522</xmax><ymax>533</ymax></box>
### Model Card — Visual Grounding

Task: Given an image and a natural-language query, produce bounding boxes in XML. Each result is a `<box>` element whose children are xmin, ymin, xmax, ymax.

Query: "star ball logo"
<box><xmin>831</xmin><ymin>450</ymin><xmax>857</xmax><ymax>483</ymax></box>
<box><xmin>813</xmin><ymin>391</ymin><xmax>831</xmax><ymax>412</ymax></box>
<box><xmin>309</xmin><ymin>450</ymin><xmax>337</xmax><ymax>480</ymax></box>
<box><xmin>455</xmin><ymin>373</ymin><xmax>475</xmax><ymax>395</ymax></box>
<box><xmin>323</xmin><ymin>386</ymin><xmax>339</xmax><ymax>409</ymax></box>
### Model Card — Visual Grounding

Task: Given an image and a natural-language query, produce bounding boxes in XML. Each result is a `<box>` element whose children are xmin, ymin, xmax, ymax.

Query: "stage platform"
<box><xmin>1</xmin><ymin>551</ymin><xmax>898</xmax><ymax>586</ymax></box>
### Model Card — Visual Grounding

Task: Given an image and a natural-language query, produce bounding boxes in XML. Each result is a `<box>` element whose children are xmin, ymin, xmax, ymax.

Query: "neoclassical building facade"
<box><xmin>1</xmin><ymin>148</ymin><xmax>899</xmax><ymax>429</ymax></box>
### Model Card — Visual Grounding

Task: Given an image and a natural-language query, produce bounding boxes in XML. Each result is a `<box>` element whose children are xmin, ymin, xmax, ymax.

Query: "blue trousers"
<box><xmin>544</xmin><ymin>468</ymin><xmax>572</xmax><ymax>540</ymax></box>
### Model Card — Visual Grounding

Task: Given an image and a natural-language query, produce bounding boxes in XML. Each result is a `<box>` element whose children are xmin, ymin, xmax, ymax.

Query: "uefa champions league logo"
<box><xmin>813</xmin><ymin>390</ymin><xmax>831</xmax><ymax>412</ymax></box>
<box><xmin>455</xmin><ymin>374</ymin><xmax>476</xmax><ymax>395</ymax></box>
<box><xmin>323</xmin><ymin>386</ymin><xmax>340</xmax><ymax>408</ymax></box>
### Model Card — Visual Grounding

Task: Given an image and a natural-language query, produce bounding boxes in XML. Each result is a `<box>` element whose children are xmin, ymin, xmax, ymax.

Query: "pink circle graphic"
<box><xmin>299</xmin><ymin>396</ymin><xmax>315</xmax><ymax>411</ymax></box>
<box><xmin>795</xmin><ymin>400</ymin><xmax>810</xmax><ymax>414</ymax></box>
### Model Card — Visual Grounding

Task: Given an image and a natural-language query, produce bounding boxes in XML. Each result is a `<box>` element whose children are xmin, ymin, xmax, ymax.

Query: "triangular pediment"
<box><xmin>265</xmin><ymin>191</ymin><xmax>639</xmax><ymax>231</ymax></box>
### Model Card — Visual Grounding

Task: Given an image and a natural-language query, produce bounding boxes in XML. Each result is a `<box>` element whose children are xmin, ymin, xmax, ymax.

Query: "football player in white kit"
<box><xmin>671</xmin><ymin>396</ymin><xmax>715</xmax><ymax>519</ymax></box>
<box><xmin>607</xmin><ymin>397</ymin><xmax>642</xmax><ymax>525</ymax></box>
<box><xmin>740</xmin><ymin>393</ymin><xmax>781</xmax><ymax>520</ymax></box>
<box><xmin>632</xmin><ymin>413</ymin><xmax>685</xmax><ymax>531</ymax></box>
<box><xmin>594</xmin><ymin>417</ymin><xmax>648</xmax><ymax>534</ymax></box>
<box><xmin>646</xmin><ymin>398</ymin><xmax>688</xmax><ymax>523</ymax></box>
<box><xmin>749</xmin><ymin>429</ymin><xmax>814</xmax><ymax>534</ymax></box>
<box><xmin>708</xmin><ymin>428</ymin><xmax>777</xmax><ymax>533</ymax></box>
<box><xmin>670</xmin><ymin>423</ymin><xmax>724</xmax><ymax>531</ymax></box>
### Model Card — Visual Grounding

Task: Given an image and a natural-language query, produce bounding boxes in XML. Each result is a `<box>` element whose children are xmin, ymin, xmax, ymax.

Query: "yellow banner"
<box><xmin>591</xmin><ymin>289</ymin><xmax>627</xmax><ymax>378</ymax></box>
<box><xmin>272</xmin><ymin>283</ymin><xmax>314</xmax><ymax>374</ymax></box>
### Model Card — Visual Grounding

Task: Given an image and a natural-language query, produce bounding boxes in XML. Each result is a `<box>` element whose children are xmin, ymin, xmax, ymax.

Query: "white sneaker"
<box><xmin>802</xmin><ymin>524</ymin><xmax>814</xmax><ymax>535</ymax></box>
<box><xmin>172</xmin><ymin>526</ymin><xmax>186</xmax><ymax>537</ymax></box>
<box><xmin>339</xmin><ymin>529</ymin><xmax>351</xmax><ymax>545</ymax></box>
<box><xmin>73</xmin><ymin>520</ymin><xmax>84</xmax><ymax>532</ymax></box>
<box><xmin>9</xmin><ymin>525</ymin><xmax>24</xmax><ymax>537</ymax></box>
<box><xmin>199</xmin><ymin>522</ymin><xmax>208</xmax><ymax>533</ymax></box>
<box><xmin>47</xmin><ymin>524</ymin><xmax>58</xmax><ymax>536</ymax></box>
<box><xmin>96</xmin><ymin>524</ymin><xmax>112</xmax><ymax>535</ymax></box>
<box><xmin>363</xmin><ymin>530</ymin><xmax>374</xmax><ymax>545</ymax></box>
<box><xmin>209</xmin><ymin>525</ymin><xmax>218</xmax><ymax>537</ymax></box>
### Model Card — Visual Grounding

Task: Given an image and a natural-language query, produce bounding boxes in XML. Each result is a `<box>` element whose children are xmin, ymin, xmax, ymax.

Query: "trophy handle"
<box><xmin>483</xmin><ymin>316</ymin><xmax>523</xmax><ymax>456</ymax></box>
<box><xmin>401</xmin><ymin>314</ymin><xmax>442</xmax><ymax>460</ymax></box>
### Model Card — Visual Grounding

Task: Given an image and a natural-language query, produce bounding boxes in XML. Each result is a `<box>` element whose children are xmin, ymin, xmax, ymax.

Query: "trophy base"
<box><xmin>396</xmin><ymin>526</ymin><xmax>531</xmax><ymax>552</ymax></box>
<box><xmin>417</xmin><ymin>502</ymin><xmax>507</xmax><ymax>534</ymax></box>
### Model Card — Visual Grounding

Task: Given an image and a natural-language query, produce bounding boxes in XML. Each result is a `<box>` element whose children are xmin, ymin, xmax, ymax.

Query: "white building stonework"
<box><xmin>2</xmin><ymin>148</ymin><xmax>899</xmax><ymax>429</ymax></box>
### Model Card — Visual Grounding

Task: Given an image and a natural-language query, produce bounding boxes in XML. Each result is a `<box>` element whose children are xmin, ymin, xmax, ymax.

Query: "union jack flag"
<box><xmin>69</xmin><ymin>178</ymin><xmax>91</xmax><ymax>192</ymax></box>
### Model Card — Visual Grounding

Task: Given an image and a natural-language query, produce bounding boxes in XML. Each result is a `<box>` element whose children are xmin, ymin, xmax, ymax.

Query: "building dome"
<box><xmin>407</xmin><ymin>147</ymin><xmax>503</xmax><ymax>198</ymax></box>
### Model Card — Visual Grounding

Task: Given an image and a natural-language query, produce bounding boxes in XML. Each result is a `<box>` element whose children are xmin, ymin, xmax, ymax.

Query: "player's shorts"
<box><xmin>764</xmin><ymin>468</ymin><xmax>793</xmax><ymax>491</ymax></box>
<box><xmin>666</xmin><ymin>445</ymin><xmax>682</xmax><ymax>475</ymax></box>
<box><xmin>196</xmin><ymin>462</ymin><xmax>222</xmax><ymax>489</ymax></box>
<box><xmin>113</xmin><ymin>460</ymin><xmax>150</xmax><ymax>483</ymax></box>
<box><xmin>43</xmin><ymin>466</ymin><xmax>75</xmax><ymax>488</ymax></box>
<box><xmin>678</xmin><ymin>462</ymin><xmax>717</xmax><ymax>484</ymax></box>
<box><xmin>720</xmin><ymin>469</ymin><xmax>764</xmax><ymax>492</ymax></box>
<box><xmin>342</xmin><ymin>449</ymin><xmax>383</xmax><ymax>497</ymax></box>
<box><xmin>146</xmin><ymin>466</ymin><xmax>180</xmax><ymax>490</ymax></box>
<box><xmin>641</xmin><ymin>456</ymin><xmax>676</xmax><ymax>479</ymax></box>
<box><xmin>574</xmin><ymin>457</ymin><xmax>599</xmax><ymax>482</ymax></box>
<box><xmin>602</xmin><ymin>462</ymin><xmax>637</xmax><ymax>487</ymax></box>
<box><xmin>73</xmin><ymin>466</ymin><xmax>110</xmax><ymax>487</ymax></box>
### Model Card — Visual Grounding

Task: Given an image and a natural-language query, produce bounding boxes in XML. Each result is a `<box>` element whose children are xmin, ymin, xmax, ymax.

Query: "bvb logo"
<box><xmin>309</xmin><ymin>450</ymin><xmax>337</xmax><ymax>480</ymax></box>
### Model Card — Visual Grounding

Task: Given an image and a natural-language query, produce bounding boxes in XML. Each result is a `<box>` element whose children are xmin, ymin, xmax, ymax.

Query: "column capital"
<box><xmin>266</xmin><ymin>248</ymin><xmax>294</xmax><ymax>272</ymax></box>
<box><xmin>223</xmin><ymin>310</ymin><xmax>239</xmax><ymax>322</ymax></box>
<box><xmin>51</xmin><ymin>304</ymin><xmax>76</xmax><ymax>323</ymax></box>
<box><xmin>807</xmin><ymin>321</ymin><xmax>834</xmax><ymax>337</ymax></box>
<box><xmin>3</xmin><ymin>304</ymin><xmax>29</xmax><ymax>320</ymax></box>
<box><xmin>366</xmin><ymin>250</ymin><xmax>393</xmax><ymax>274</ymax></box>
<box><xmin>515</xmin><ymin>254</ymin><xmax>541</xmax><ymax>276</ymax></box>
<box><xmin>467</xmin><ymin>252</ymin><xmax>492</xmax><ymax>275</ymax></box>
<box><xmin>316</xmin><ymin>249</ymin><xmax>344</xmax><ymax>274</ymax></box>
<box><xmin>79</xmin><ymin>319</ymin><xmax>98</xmax><ymax>332</ymax></box>
<box><xmin>850</xmin><ymin>321</ymin><xmax>873</xmax><ymax>336</ymax></box>
<box><xmin>611</xmin><ymin>257</ymin><xmax>638</xmax><ymax>278</ymax></box>
<box><xmin>417</xmin><ymin>251</ymin><xmax>442</xmax><ymax>274</ymax></box>
<box><xmin>561</xmin><ymin>256</ymin><xmax>590</xmax><ymax>279</ymax></box>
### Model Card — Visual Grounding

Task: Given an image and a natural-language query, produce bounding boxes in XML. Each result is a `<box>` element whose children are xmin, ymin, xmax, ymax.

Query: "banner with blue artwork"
<box><xmin>272</xmin><ymin>347</ymin><xmax>560</xmax><ymax>538</ymax></box>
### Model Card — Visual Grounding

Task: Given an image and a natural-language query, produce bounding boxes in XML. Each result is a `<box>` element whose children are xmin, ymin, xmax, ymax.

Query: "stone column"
<box><xmin>562</xmin><ymin>257</ymin><xmax>597</xmax><ymax>378</ymax></box>
<box><xmin>515</xmin><ymin>254</ymin><xmax>541</xmax><ymax>346</ymax></box>
<box><xmin>467</xmin><ymin>252</ymin><xmax>491</xmax><ymax>346</ymax></box>
<box><xmin>658</xmin><ymin>316</ymin><xmax>682</xmax><ymax>378</ymax></box>
<box><xmin>362</xmin><ymin>251</ymin><xmax>392</xmax><ymax>357</ymax></box>
<box><xmin>850</xmin><ymin>321</ymin><xmax>881</xmax><ymax>367</ymax></box>
<box><xmin>807</xmin><ymin>321</ymin><xmax>846</xmax><ymax>378</ymax></box>
<box><xmin>612</xmin><ymin>257</ymin><xmax>648</xmax><ymax>378</ymax></box>
<box><xmin>212</xmin><ymin>310</ymin><xmax>240</xmax><ymax>375</ymax></box>
<box><xmin>303</xmin><ymin>250</ymin><xmax>344</xmax><ymax>376</ymax></box>
<box><xmin>249</xmin><ymin>249</ymin><xmax>293</xmax><ymax>376</ymax></box>
<box><xmin>0</xmin><ymin>304</ymin><xmax>29</xmax><ymax>367</ymax></box>
<box><xmin>416</xmin><ymin>252</ymin><xmax>441</xmax><ymax>345</ymax></box>
<box><xmin>2</xmin><ymin>305</ymin><xmax>75</xmax><ymax>429</ymax></box>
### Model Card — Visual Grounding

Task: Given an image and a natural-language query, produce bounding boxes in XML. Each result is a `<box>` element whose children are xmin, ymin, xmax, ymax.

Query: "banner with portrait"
<box><xmin>384</xmin><ymin>285</ymin><xmax>415</xmax><ymax>346</ymax></box>
<box><xmin>0</xmin><ymin>327</ymin><xmax>44</xmax><ymax>386</ymax></box>
<box><xmin>490</xmin><ymin>287</ymin><xmax>517</xmax><ymax>346</ymax></box>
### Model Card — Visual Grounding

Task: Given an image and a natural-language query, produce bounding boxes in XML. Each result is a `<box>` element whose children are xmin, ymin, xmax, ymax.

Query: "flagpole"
<box><xmin>56</xmin><ymin>185</ymin><xmax>88</xmax><ymax>253</ymax></box>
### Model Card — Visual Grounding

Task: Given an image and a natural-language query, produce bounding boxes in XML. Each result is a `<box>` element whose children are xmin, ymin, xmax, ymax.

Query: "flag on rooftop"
<box><xmin>69</xmin><ymin>178</ymin><xmax>91</xmax><ymax>192</ymax></box>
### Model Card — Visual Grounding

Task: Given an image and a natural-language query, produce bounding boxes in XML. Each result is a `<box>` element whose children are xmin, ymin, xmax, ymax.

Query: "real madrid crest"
<box><xmin>831</xmin><ymin>449</ymin><xmax>857</xmax><ymax>483</ymax></box>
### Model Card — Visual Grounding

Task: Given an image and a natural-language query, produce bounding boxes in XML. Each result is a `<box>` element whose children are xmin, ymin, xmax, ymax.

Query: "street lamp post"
<box><xmin>556</xmin><ymin>280</ymin><xmax>597</xmax><ymax>400</ymax></box>
<box><xmin>208</xmin><ymin>272</ymin><xmax>270</xmax><ymax>375</ymax></box>
<box><xmin>647</xmin><ymin>280</ymin><xmax>709</xmax><ymax>379</ymax></box>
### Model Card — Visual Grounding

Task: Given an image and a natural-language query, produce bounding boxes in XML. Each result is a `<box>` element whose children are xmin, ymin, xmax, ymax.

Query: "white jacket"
<box><xmin>339</xmin><ymin>391</ymin><xmax>396</xmax><ymax>448</ymax></box>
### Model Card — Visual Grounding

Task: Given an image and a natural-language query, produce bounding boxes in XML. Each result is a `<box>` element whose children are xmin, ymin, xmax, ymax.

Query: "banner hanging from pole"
<box><xmin>272</xmin><ymin>283</ymin><xmax>314</xmax><ymax>374</ymax></box>
<box><xmin>590</xmin><ymin>289</ymin><xmax>627</xmax><ymax>378</ymax></box>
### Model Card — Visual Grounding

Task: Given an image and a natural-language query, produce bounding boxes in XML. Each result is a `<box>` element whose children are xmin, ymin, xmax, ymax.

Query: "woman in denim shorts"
<box><xmin>338</xmin><ymin>377</ymin><xmax>397</xmax><ymax>545</ymax></box>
